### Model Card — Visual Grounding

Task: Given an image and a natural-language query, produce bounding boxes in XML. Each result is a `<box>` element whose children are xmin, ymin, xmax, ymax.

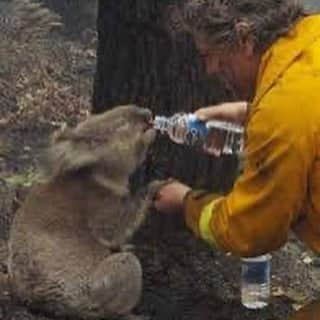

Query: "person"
<box><xmin>153</xmin><ymin>1</ymin><xmax>320</xmax><ymax>319</ymax></box>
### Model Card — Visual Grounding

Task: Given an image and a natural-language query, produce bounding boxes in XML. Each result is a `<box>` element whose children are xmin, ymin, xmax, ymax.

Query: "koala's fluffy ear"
<box><xmin>45</xmin><ymin>124</ymin><xmax>102</xmax><ymax>177</ymax></box>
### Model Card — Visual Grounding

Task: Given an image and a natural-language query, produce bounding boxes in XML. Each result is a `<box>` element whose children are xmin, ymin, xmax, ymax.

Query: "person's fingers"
<box><xmin>154</xmin><ymin>198</ymin><xmax>173</xmax><ymax>214</ymax></box>
<box><xmin>195</xmin><ymin>106</ymin><xmax>223</xmax><ymax>121</ymax></box>
<box><xmin>195</xmin><ymin>101</ymin><xmax>248</xmax><ymax>123</ymax></box>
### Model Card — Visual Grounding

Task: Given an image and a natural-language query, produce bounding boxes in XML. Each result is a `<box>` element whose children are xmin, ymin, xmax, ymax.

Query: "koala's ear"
<box><xmin>45</xmin><ymin>125</ymin><xmax>99</xmax><ymax>177</ymax></box>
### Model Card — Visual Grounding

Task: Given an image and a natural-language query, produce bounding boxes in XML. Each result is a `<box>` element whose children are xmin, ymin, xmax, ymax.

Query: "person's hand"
<box><xmin>153</xmin><ymin>180</ymin><xmax>191</xmax><ymax>214</ymax></box>
<box><xmin>195</xmin><ymin>101</ymin><xmax>248</xmax><ymax>125</ymax></box>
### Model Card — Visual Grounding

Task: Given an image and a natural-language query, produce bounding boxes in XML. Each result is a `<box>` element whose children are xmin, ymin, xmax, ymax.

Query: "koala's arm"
<box><xmin>115</xmin><ymin>193</ymin><xmax>149</xmax><ymax>246</ymax></box>
<box><xmin>88</xmin><ymin>180</ymin><xmax>170</xmax><ymax>250</ymax></box>
<box><xmin>116</xmin><ymin>179</ymin><xmax>172</xmax><ymax>244</ymax></box>
<box><xmin>87</xmin><ymin>192</ymin><xmax>147</xmax><ymax>250</ymax></box>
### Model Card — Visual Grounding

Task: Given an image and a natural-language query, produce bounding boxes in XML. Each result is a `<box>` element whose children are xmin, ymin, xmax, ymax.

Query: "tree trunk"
<box><xmin>92</xmin><ymin>2</ymin><xmax>290</xmax><ymax>320</ymax></box>
<box><xmin>93</xmin><ymin>0</ymin><xmax>238</xmax><ymax>191</ymax></box>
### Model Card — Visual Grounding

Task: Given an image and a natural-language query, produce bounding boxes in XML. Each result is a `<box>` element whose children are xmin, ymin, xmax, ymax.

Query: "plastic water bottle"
<box><xmin>153</xmin><ymin>113</ymin><xmax>244</xmax><ymax>156</ymax></box>
<box><xmin>241</xmin><ymin>254</ymin><xmax>272</xmax><ymax>309</ymax></box>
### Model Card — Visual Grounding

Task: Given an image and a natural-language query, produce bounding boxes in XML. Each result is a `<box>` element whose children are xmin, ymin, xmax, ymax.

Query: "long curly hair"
<box><xmin>175</xmin><ymin>0</ymin><xmax>306</xmax><ymax>52</ymax></box>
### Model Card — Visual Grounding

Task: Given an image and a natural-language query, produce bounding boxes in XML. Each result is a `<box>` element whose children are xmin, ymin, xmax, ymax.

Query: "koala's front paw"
<box><xmin>146</xmin><ymin>179</ymin><xmax>174</xmax><ymax>202</ymax></box>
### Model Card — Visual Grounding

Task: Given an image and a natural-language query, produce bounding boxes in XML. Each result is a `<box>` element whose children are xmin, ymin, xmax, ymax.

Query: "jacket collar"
<box><xmin>252</xmin><ymin>15</ymin><xmax>320</xmax><ymax>107</ymax></box>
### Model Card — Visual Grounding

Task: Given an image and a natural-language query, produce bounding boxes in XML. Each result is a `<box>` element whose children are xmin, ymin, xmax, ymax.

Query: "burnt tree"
<box><xmin>92</xmin><ymin>1</ymin><xmax>289</xmax><ymax>320</ymax></box>
<box><xmin>93</xmin><ymin>1</ymin><xmax>238</xmax><ymax>191</ymax></box>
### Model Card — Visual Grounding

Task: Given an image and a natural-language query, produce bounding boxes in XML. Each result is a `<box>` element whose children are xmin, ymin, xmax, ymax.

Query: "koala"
<box><xmin>8</xmin><ymin>105</ymin><xmax>159</xmax><ymax>320</ymax></box>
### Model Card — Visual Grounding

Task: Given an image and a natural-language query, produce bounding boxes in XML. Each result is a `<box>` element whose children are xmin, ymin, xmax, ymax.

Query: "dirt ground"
<box><xmin>1</xmin><ymin>2</ymin><xmax>320</xmax><ymax>320</ymax></box>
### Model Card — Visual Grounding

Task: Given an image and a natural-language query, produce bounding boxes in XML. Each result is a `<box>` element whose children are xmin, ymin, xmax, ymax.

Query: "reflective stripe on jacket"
<box><xmin>184</xmin><ymin>15</ymin><xmax>320</xmax><ymax>257</ymax></box>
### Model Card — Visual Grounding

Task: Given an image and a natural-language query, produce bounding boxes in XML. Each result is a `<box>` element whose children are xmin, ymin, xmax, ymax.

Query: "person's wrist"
<box><xmin>182</xmin><ymin>189</ymin><xmax>193</xmax><ymax>213</ymax></box>
<box><xmin>238</xmin><ymin>101</ymin><xmax>249</xmax><ymax>124</ymax></box>
<box><xmin>173</xmin><ymin>184</ymin><xmax>190</xmax><ymax>213</ymax></box>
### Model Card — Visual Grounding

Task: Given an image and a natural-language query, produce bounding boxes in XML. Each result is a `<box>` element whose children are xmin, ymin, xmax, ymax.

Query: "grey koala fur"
<box><xmin>8</xmin><ymin>105</ymin><xmax>161</xmax><ymax>320</ymax></box>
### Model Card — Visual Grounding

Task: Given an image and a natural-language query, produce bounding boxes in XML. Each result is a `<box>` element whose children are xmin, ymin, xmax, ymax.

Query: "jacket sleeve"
<box><xmin>184</xmin><ymin>97</ymin><xmax>312</xmax><ymax>257</ymax></box>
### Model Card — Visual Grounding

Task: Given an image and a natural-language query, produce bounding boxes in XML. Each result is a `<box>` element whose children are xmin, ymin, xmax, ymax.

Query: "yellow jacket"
<box><xmin>184</xmin><ymin>15</ymin><xmax>320</xmax><ymax>257</ymax></box>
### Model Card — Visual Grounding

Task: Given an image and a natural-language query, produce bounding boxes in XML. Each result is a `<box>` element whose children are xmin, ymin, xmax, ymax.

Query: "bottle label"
<box><xmin>185</xmin><ymin>115</ymin><xmax>209</xmax><ymax>146</ymax></box>
<box><xmin>242</xmin><ymin>261</ymin><xmax>270</xmax><ymax>283</ymax></box>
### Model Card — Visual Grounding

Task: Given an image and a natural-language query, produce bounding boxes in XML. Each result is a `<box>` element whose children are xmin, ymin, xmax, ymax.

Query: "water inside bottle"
<box><xmin>241</xmin><ymin>254</ymin><xmax>271</xmax><ymax>309</ymax></box>
<box><xmin>206</xmin><ymin>120</ymin><xmax>244</xmax><ymax>155</ymax></box>
<box><xmin>241</xmin><ymin>283</ymin><xmax>270</xmax><ymax>309</ymax></box>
